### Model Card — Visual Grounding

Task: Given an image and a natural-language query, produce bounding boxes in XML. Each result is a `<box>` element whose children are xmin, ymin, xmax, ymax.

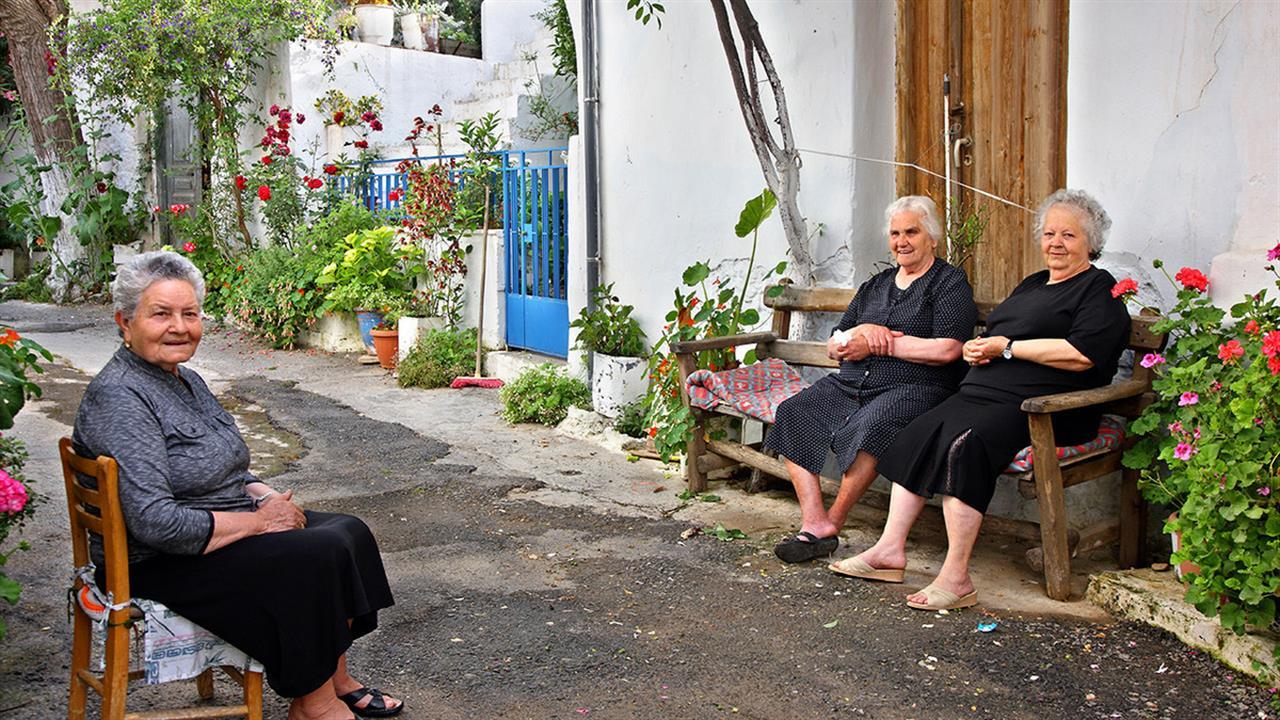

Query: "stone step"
<box><xmin>485</xmin><ymin>349</ymin><xmax>567</xmax><ymax>384</ymax></box>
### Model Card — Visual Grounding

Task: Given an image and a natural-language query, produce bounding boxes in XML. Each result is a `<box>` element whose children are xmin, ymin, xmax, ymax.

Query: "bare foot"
<box><xmin>288</xmin><ymin>694</ymin><xmax>354</xmax><ymax>720</ymax></box>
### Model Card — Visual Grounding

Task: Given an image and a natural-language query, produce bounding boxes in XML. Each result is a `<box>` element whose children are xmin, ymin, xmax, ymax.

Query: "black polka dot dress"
<box><xmin>764</xmin><ymin>259</ymin><xmax>977</xmax><ymax>477</ymax></box>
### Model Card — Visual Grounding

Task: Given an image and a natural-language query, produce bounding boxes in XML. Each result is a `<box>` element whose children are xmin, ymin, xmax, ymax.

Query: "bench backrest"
<box><xmin>759</xmin><ymin>284</ymin><xmax>1165</xmax><ymax>382</ymax></box>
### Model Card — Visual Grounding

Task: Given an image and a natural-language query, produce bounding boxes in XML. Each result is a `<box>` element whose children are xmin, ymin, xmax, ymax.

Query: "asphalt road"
<box><xmin>0</xmin><ymin>301</ymin><xmax>1273</xmax><ymax>720</ymax></box>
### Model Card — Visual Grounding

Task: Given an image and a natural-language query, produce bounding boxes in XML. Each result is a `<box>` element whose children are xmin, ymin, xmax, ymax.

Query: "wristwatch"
<box><xmin>1001</xmin><ymin>340</ymin><xmax>1015</xmax><ymax>360</ymax></box>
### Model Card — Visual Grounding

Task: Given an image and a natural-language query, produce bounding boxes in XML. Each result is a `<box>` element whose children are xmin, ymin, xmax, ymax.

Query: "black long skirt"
<box><xmin>876</xmin><ymin>386</ymin><xmax>1029</xmax><ymax>514</ymax></box>
<box><xmin>120</xmin><ymin>511</ymin><xmax>394</xmax><ymax>698</ymax></box>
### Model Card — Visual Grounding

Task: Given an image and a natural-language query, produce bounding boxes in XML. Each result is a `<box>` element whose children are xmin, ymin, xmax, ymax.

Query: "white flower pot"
<box><xmin>591</xmin><ymin>353</ymin><xmax>647</xmax><ymax>418</ymax></box>
<box><xmin>355</xmin><ymin>5</ymin><xmax>395</xmax><ymax>46</ymax></box>
<box><xmin>400</xmin><ymin>12</ymin><xmax>424</xmax><ymax>50</ymax></box>
<box><xmin>398</xmin><ymin>316</ymin><xmax>446</xmax><ymax>361</ymax></box>
<box><xmin>325</xmin><ymin>124</ymin><xmax>346</xmax><ymax>159</ymax></box>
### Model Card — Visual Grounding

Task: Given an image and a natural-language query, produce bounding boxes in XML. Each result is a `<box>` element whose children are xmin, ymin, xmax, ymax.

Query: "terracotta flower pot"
<box><xmin>370</xmin><ymin>329</ymin><xmax>398</xmax><ymax>370</ymax></box>
<box><xmin>1168</xmin><ymin>512</ymin><xmax>1201</xmax><ymax>580</ymax></box>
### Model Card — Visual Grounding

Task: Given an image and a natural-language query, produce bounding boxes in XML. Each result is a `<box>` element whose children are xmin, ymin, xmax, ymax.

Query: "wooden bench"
<box><xmin>671</xmin><ymin>284</ymin><xmax>1165</xmax><ymax>600</ymax></box>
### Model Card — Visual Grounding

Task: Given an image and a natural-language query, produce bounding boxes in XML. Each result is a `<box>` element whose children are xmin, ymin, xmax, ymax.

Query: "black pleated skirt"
<box><xmin>120</xmin><ymin>511</ymin><xmax>394</xmax><ymax>698</ymax></box>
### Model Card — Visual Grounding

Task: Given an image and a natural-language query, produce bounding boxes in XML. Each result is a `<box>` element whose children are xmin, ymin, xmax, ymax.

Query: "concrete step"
<box><xmin>485</xmin><ymin>349</ymin><xmax>566</xmax><ymax>384</ymax></box>
<box><xmin>1087</xmin><ymin>569</ymin><xmax>1278</xmax><ymax>683</ymax></box>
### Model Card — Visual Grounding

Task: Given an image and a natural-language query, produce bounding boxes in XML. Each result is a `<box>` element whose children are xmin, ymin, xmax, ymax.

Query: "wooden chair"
<box><xmin>60</xmin><ymin>437</ymin><xmax>264</xmax><ymax>720</ymax></box>
<box><xmin>672</xmin><ymin>285</ymin><xmax>1166</xmax><ymax>601</ymax></box>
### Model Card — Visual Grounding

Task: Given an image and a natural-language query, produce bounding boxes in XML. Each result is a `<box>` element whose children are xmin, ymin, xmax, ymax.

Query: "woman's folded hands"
<box><xmin>257</xmin><ymin>490</ymin><xmax>306</xmax><ymax>533</ymax></box>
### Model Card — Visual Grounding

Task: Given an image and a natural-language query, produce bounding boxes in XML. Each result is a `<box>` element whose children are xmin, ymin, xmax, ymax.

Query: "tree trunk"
<box><xmin>710</xmin><ymin>0</ymin><xmax>814</xmax><ymax>284</ymax></box>
<box><xmin>0</xmin><ymin>0</ymin><xmax>85</xmax><ymax>301</ymax></box>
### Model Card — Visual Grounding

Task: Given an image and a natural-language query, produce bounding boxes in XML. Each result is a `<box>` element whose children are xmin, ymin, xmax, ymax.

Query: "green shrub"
<box><xmin>614</xmin><ymin>396</ymin><xmax>648</xmax><ymax>438</ymax></box>
<box><xmin>397</xmin><ymin>328</ymin><xmax>476</xmax><ymax>389</ymax></box>
<box><xmin>0</xmin><ymin>262</ymin><xmax>52</xmax><ymax>303</ymax></box>
<box><xmin>500</xmin><ymin>364</ymin><xmax>591</xmax><ymax>425</ymax></box>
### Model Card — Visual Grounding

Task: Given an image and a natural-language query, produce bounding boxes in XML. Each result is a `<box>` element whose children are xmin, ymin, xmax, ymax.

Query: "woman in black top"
<box><xmin>830</xmin><ymin>189</ymin><xmax>1130</xmax><ymax>609</ymax></box>
<box><xmin>73</xmin><ymin>252</ymin><xmax>402</xmax><ymax>718</ymax></box>
<box><xmin>767</xmin><ymin>196</ymin><xmax>977</xmax><ymax>563</ymax></box>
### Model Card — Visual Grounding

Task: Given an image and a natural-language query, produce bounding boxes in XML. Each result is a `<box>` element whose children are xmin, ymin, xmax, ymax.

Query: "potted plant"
<box><xmin>369</xmin><ymin>305</ymin><xmax>403</xmax><ymax>369</ymax></box>
<box><xmin>1119</xmin><ymin>254</ymin><xmax>1280</xmax><ymax>664</ymax></box>
<box><xmin>419</xmin><ymin>0</ymin><xmax>448</xmax><ymax>52</ymax></box>
<box><xmin>353</xmin><ymin>0</ymin><xmax>395</xmax><ymax>46</ymax></box>
<box><xmin>315</xmin><ymin>226</ymin><xmax>423</xmax><ymax>354</ymax></box>
<box><xmin>395</xmin><ymin>0</ymin><xmax>425</xmax><ymax>50</ymax></box>
<box><xmin>570</xmin><ymin>283</ymin><xmax>648</xmax><ymax>418</ymax></box>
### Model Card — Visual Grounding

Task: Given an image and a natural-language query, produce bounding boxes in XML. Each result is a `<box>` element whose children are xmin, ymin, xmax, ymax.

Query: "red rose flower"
<box><xmin>261</xmin><ymin>156</ymin><xmax>273</xmax><ymax>165</ymax></box>
<box><xmin>388</xmin><ymin>189</ymin><xmax>403</xmax><ymax>202</ymax></box>
<box><xmin>306</xmin><ymin>178</ymin><xmax>323</xmax><ymax>190</ymax></box>
<box><xmin>333</xmin><ymin>111</ymin><xmax>345</xmax><ymax>124</ymax></box>
<box><xmin>360</xmin><ymin>111</ymin><xmax>377</xmax><ymax>123</ymax></box>
<box><xmin>369</xmin><ymin>119</ymin><xmax>383</xmax><ymax>131</ymax></box>
<box><xmin>1110</xmin><ymin>277</ymin><xmax>1138</xmax><ymax>299</ymax></box>
<box><xmin>295</xmin><ymin>113</ymin><xmax>305</xmax><ymax>124</ymax></box>
<box><xmin>353</xmin><ymin>140</ymin><xmax>369</xmax><ymax>149</ymax></box>
<box><xmin>1175</xmin><ymin>267</ymin><xmax>1208</xmax><ymax>292</ymax></box>
<box><xmin>279</xmin><ymin>110</ymin><xmax>292</xmax><ymax>124</ymax></box>
<box><xmin>182</xmin><ymin>241</ymin><xmax>197</xmax><ymax>253</ymax></box>
<box><xmin>96</xmin><ymin>181</ymin><xmax>108</xmax><ymax>194</ymax></box>
<box><xmin>257</xmin><ymin>185</ymin><xmax>272</xmax><ymax>201</ymax></box>
<box><xmin>234</xmin><ymin>174</ymin><xmax>248</xmax><ymax>190</ymax></box>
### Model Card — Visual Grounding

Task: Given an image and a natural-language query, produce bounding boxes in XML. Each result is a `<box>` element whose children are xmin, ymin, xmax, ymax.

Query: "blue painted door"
<box><xmin>503</xmin><ymin>149</ymin><xmax>569</xmax><ymax>357</ymax></box>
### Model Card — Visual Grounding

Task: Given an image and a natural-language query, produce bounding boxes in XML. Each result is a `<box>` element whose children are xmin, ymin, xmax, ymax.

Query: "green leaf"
<box><xmin>682</xmin><ymin>262</ymin><xmax>710</xmax><ymax>286</ymax></box>
<box><xmin>734</xmin><ymin>189</ymin><xmax>777</xmax><ymax>238</ymax></box>
<box><xmin>743</xmin><ymin>349</ymin><xmax>757</xmax><ymax>365</ymax></box>
<box><xmin>739</xmin><ymin>308</ymin><xmax>760</xmax><ymax>326</ymax></box>
<box><xmin>0</xmin><ymin>574</ymin><xmax>20</xmax><ymax>605</ymax></box>
<box><xmin>766</xmin><ymin>285</ymin><xmax>785</xmax><ymax>298</ymax></box>
<box><xmin>822</xmin><ymin>619</ymin><xmax>839</xmax><ymax>629</ymax></box>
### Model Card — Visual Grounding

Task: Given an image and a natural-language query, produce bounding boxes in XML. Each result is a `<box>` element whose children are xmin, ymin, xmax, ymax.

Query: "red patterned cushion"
<box><xmin>685</xmin><ymin>358</ymin><xmax>808</xmax><ymax>423</ymax></box>
<box><xmin>1005</xmin><ymin>415</ymin><xmax>1125</xmax><ymax>473</ymax></box>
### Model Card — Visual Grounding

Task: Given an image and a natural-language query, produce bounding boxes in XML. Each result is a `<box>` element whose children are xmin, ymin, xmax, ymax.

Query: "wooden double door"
<box><xmin>896</xmin><ymin>0</ymin><xmax>1068</xmax><ymax>304</ymax></box>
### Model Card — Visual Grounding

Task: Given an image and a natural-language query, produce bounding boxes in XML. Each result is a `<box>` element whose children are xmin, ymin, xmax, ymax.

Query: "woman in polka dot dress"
<box><xmin>767</xmin><ymin>196</ymin><xmax>977</xmax><ymax>563</ymax></box>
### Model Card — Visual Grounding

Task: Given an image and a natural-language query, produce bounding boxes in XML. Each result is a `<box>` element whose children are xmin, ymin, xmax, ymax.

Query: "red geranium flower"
<box><xmin>323</xmin><ymin>164</ymin><xmax>339</xmax><ymax>175</ymax></box>
<box><xmin>234</xmin><ymin>174</ymin><xmax>248</xmax><ymax>190</ymax></box>
<box><xmin>0</xmin><ymin>329</ymin><xmax>20</xmax><ymax>347</ymax></box>
<box><xmin>333</xmin><ymin>111</ymin><xmax>345</xmax><ymax>124</ymax></box>
<box><xmin>388</xmin><ymin>189</ymin><xmax>403</xmax><ymax>202</ymax></box>
<box><xmin>257</xmin><ymin>185</ymin><xmax>272</xmax><ymax>201</ymax></box>
<box><xmin>353</xmin><ymin>140</ymin><xmax>369</xmax><ymax>149</ymax></box>
<box><xmin>96</xmin><ymin>181</ymin><xmax>108</xmax><ymax>194</ymax></box>
<box><xmin>1263</xmin><ymin>330</ymin><xmax>1280</xmax><ymax>358</ymax></box>
<box><xmin>182</xmin><ymin>242</ymin><xmax>197</xmax><ymax>253</ymax></box>
<box><xmin>360</xmin><ymin>111</ymin><xmax>377</xmax><ymax>123</ymax></box>
<box><xmin>295</xmin><ymin>113</ymin><xmax>305</xmax><ymax>125</ymax></box>
<box><xmin>1245</xmin><ymin>319</ymin><xmax>1261</xmax><ymax>335</ymax></box>
<box><xmin>1175</xmin><ymin>267</ymin><xmax>1208</xmax><ymax>292</ymax></box>
<box><xmin>369</xmin><ymin>119</ymin><xmax>383</xmax><ymax>132</ymax></box>
<box><xmin>269</xmin><ymin>104</ymin><xmax>280</xmax><ymax>116</ymax></box>
<box><xmin>1218</xmin><ymin>339</ymin><xmax>1244</xmax><ymax>364</ymax></box>
<box><xmin>261</xmin><ymin>156</ymin><xmax>273</xmax><ymax>165</ymax></box>
<box><xmin>1110</xmin><ymin>277</ymin><xmax>1138</xmax><ymax>299</ymax></box>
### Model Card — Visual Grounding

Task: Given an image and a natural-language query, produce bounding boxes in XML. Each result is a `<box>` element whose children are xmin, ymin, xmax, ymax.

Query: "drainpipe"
<box><xmin>582</xmin><ymin>0</ymin><xmax>601</xmax><ymax>379</ymax></box>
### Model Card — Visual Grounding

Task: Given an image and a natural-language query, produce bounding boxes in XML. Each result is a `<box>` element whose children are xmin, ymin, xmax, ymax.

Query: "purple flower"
<box><xmin>1259</xmin><ymin>487</ymin><xmax>1272</xmax><ymax>497</ymax></box>
<box><xmin>1179</xmin><ymin>392</ymin><xmax>1199</xmax><ymax>406</ymax></box>
<box><xmin>1140</xmin><ymin>353</ymin><xmax>1166</xmax><ymax>368</ymax></box>
<box><xmin>1173</xmin><ymin>443</ymin><xmax>1196</xmax><ymax>461</ymax></box>
<box><xmin>1268</xmin><ymin>244</ymin><xmax>1280</xmax><ymax>262</ymax></box>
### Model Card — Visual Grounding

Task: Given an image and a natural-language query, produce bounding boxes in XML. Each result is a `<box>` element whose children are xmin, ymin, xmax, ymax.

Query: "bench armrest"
<box><xmin>670</xmin><ymin>332</ymin><xmax>778</xmax><ymax>356</ymax></box>
<box><xmin>1019</xmin><ymin>379</ymin><xmax>1148</xmax><ymax>414</ymax></box>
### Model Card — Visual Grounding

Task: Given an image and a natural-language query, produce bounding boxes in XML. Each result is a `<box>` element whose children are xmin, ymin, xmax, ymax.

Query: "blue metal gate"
<box><xmin>502</xmin><ymin>149</ymin><xmax>569</xmax><ymax>358</ymax></box>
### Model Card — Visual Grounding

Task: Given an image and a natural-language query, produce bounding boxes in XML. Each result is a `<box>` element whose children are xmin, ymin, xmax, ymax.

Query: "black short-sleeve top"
<box><xmin>834</xmin><ymin>258</ymin><xmax>978</xmax><ymax>392</ymax></box>
<box><xmin>963</xmin><ymin>266</ymin><xmax>1130</xmax><ymax>399</ymax></box>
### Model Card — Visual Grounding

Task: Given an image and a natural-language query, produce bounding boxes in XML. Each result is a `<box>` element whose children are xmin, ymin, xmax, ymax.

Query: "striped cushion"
<box><xmin>1005</xmin><ymin>415</ymin><xmax>1125</xmax><ymax>473</ymax></box>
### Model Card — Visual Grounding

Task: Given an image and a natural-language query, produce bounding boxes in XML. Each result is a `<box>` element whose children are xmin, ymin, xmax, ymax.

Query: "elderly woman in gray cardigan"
<box><xmin>72</xmin><ymin>252</ymin><xmax>401</xmax><ymax>720</ymax></box>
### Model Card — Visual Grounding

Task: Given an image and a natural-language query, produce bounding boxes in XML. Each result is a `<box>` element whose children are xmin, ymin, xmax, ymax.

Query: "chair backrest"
<box><xmin>59</xmin><ymin>438</ymin><xmax>132</xmax><ymax>614</ymax></box>
<box><xmin>760</xmin><ymin>284</ymin><xmax>1166</xmax><ymax>375</ymax></box>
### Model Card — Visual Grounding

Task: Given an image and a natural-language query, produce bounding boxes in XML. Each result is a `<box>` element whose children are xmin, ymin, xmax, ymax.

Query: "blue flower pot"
<box><xmin>354</xmin><ymin>309</ymin><xmax>385</xmax><ymax>353</ymax></box>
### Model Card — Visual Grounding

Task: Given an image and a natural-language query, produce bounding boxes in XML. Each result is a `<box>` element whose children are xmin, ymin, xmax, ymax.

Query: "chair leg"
<box><xmin>1028</xmin><ymin>414</ymin><xmax>1073</xmax><ymax>601</ymax></box>
<box><xmin>68</xmin><ymin>607</ymin><xmax>92</xmax><ymax>720</ymax></box>
<box><xmin>101</xmin><ymin>616</ymin><xmax>131</xmax><ymax>720</ymax></box>
<box><xmin>196</xmin><ymin>667</ymin><xmax>215</xmax><ymax>700</ymax></box>
<box><xmin>244</xmin><ymin>669</ymin><xmax>264</xmax><ymax>720</ymax></box>
<box><xmin>1118</xmin><ymin>467</ymin><xmax>1147</xmax><ymax>568</ymax></box>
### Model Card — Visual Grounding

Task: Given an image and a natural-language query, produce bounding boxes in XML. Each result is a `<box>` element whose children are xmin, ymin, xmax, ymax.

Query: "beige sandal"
<box><xmin>905</xmin><ymin>583</ymin><xmax>978</xmax><ymax>611</ymax></box>
<box><xmin>827</xmin><ymin>556</ymin><xmax>905</xmax><ymax>583</ymax></box>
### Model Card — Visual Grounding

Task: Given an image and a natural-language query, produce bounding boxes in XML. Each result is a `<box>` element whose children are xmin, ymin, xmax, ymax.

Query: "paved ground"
<box><xmin>0</xmin><ymin>301</ymin><xmax>1274</xmax><ymax>719</ymax></box>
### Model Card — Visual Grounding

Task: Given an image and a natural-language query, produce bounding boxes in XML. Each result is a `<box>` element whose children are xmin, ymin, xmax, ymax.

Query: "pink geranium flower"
<box><xmin>0</xmin><ymin>470</ymin><xmax>28</xmax><ymax>514</ymax></box>
<box><xmin>1140</xmin><ymin>353</ymin><xmax>1166</xmax><ymax>368</ymax></box>
<box><xmin>1179</xmin><ymin>392</ymin><xmax>1199</xmax><ymax>406</ymax></box>
<box><xmin>1259</xmin><ymin>487</ymin><xmax>1272</xmax><ymax>497</ymax></box>
<box><xmin>1173</xmin><ymin>443</ymin><xmax>1196</xmax><ymax>461</ymax></box>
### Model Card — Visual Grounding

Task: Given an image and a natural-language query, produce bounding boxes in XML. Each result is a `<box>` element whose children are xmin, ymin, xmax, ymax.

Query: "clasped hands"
<box><xmin>257</xmin><ymin>489</ymin><xmax>307</xmax><ymax>533</ymax></box>
<box><xmin>827</xmin><ymin>324</ymin><xmax>903</xmax><ymax>361</ymax></box>
<box><xmin>962</xmin><ymin>335</ymin><xmax>1011</xmax><ymax>366</ymax></box>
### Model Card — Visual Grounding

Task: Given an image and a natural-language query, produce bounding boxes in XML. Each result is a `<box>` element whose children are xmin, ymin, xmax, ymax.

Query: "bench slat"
<box><xmin>756</xmin><ymin>340</ymin><xmax>838</xmax><ymax>368</ymax></box>
<box><xmin>763</xmin><ymin>286</ymin><xmax>854</xmax><ymax>313</ymax></box>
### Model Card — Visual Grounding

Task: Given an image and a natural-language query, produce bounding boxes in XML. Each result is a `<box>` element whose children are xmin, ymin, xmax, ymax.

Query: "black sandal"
<box><xmin>338</xmin><ymin>687</ymin><xmax>404</xmax><ymax>718</ymax></box>
<box><xmin>773</xmin><ymin>531</ymin><xmax>839</xmax><ymax>563</ymax></box>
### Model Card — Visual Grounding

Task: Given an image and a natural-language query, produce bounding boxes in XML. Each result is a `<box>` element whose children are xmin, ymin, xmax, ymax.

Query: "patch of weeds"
<box><xmin>398</xmin><ymin>328</ymin><xmax>477</xmax><ymax>389</ymax></box>
<box><xmin>613</xmin><ymin>396</ymin><xmax>648</xmax><ymax>438</ymax></box>
<box><xmin>499</xmin><ymin>364</ymin><xmax>591</xmax><ymax>425</ymax></box>
<box><xmin>676</xmin><ymin>489</ymin><xmax>721</xmax><ymax>503</ymax></box>
<box><xmin>0</xmin><ymin>262</ymin><xmax>52</xmax><ymax>302</ymax></box>
<box><xmin>706</xmin><ymin>523</ymin><xmax>748</xmax><ymax>542</ymax></box>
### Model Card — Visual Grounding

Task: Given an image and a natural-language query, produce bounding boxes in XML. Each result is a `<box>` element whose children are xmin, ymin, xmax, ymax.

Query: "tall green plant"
<box><xmin>570</xmin><ymin>283</ymin><xmax>647</xmax><ymax>358</ymax></box>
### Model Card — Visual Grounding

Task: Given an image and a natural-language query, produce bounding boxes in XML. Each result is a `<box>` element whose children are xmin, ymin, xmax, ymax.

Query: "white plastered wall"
<box><xmin>1069</xmin><ymin>0</ymin><xmax>1280</xmax><ymax>312</ymax></box>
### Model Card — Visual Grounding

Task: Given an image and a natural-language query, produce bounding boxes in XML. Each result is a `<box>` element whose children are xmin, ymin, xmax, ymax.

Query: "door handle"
<box><xmin>953</xmin><ymin>137</ymin><xmax>973</xmax><ymax>168</ymax></box>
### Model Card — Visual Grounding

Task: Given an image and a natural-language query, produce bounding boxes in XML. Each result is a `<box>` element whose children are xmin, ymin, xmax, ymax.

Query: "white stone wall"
<box><xmin>1068</xmin><ymin>0</ymin><xmax>1280</xmax><ymax>311</ymax></box>
<box><xmin>573</xmin><ymin>0</ymin><xmax>898</xmax><ymax>347</ymax></box>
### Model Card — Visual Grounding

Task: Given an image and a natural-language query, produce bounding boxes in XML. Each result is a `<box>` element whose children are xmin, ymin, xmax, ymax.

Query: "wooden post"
<box><xmin>1027</xmin><ymin>413</ymin><xmax>1073</xmax><ymax>600</ymax></box>
<box><xmin>1118</xmin><ymin>467</ymin><xmax>1146</xmax><ymax>568</ymax></box>
<box><xmin>676</xmin><ymin>353</ymin><xmax>707</xmax><ymax>493</ymax></box>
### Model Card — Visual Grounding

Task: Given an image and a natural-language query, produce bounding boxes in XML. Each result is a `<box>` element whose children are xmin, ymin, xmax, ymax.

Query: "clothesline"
<box><xmin>795</xmin><ymin>147</ymin><xmax>1034</xmax><ymax>213</ymax></box>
